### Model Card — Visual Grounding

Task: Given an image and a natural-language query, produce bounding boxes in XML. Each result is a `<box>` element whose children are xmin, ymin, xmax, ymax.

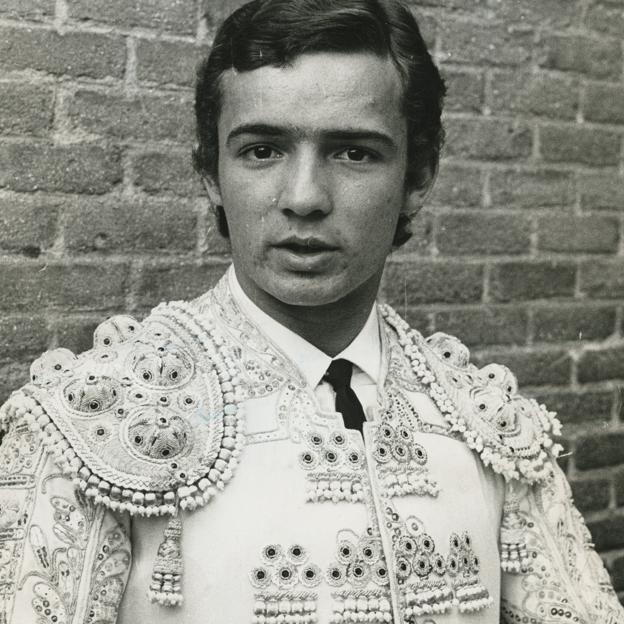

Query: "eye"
<box><xmin>242</xmin><ymin>145</ymin><xmax>282</xmax><ymax>161</ymax></box>
<box><xmin>335</xmin><ymin>147</ymin><xmax>376</xmax><ymax>162</ymax></box>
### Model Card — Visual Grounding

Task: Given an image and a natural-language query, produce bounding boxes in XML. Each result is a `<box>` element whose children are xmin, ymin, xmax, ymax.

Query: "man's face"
<box><xmin>212</xmin><ymin>52</ymin><xmax>419</xmax><ymax>308</ymax></box>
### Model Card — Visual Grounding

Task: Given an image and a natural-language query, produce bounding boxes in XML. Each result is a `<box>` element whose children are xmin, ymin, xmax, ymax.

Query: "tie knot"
<box><xmin>324</xmin><ymin>358</ymin><xmax>353</xmax><ymax>390</ymax></box>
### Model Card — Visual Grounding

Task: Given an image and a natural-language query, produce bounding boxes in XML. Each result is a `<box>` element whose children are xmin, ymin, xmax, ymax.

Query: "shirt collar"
<box><xmin>227</xmin><ymin>266</ymin><xmax>382</xmax><ymax>389</ymax></box>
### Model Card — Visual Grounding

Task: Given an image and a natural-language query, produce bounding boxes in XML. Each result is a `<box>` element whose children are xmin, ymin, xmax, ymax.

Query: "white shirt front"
<box><xmin>228</xmin><ymin>266</ymin><xmax>382</xmax><ymax>418</ymax></box>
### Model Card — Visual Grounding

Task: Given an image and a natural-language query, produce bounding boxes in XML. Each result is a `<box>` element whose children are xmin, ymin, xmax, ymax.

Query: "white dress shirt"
<box><xmin>228</xmin><ymin>266</ymin><xmax>382</xmax><ymax>419</ymax></box>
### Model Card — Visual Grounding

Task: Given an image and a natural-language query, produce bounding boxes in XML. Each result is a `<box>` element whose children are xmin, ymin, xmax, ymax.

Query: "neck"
<box><xmin>235</xmin><ymin>274</ymin><xmax>380</xmax><ymax>357</ymax></box>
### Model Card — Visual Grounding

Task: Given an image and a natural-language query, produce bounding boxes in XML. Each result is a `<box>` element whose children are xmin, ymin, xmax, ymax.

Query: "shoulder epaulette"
<box><xmin>0</xmin><ymin>301</ymin><xmax>245</xmax><ymax>516</ymax></box>
<box><xmin>380</xmin><ymin>305</ymin><xmax>562</xmax><ymax>484</ymax></box>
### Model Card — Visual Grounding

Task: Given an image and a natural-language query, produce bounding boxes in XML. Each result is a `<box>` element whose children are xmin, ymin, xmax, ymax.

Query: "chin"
<box><xmin>267</xmin><ymin>273</ymin><xmax>349</xmax><ymax>308</ymax></box>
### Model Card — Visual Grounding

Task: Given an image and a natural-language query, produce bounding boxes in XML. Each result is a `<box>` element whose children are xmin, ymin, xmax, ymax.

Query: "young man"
<box><xmin>1</xmin><ymin>1</ymin><xmax>621</xmax><ymax>623</ymax></box>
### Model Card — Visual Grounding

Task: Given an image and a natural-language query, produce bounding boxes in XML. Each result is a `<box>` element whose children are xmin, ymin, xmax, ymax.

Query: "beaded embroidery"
<box><xmin>382</xmin><ymin>505</ymin><xmax>492</xmax><ymax>619</ymax></box>
<box><xmin>326</xmin><ymin>529</ymin><xmax>393</xmax><ymax>624</ymax></box>
<box><xmin>1</xmin><ymin>301</ymin><xmax>246</xmax><ymax>607</ymax></box>
<box><xmin>370</xmin><ymin>414</ymin><xmax>438</xmax><ymax>499</ymax></box>
<box><xmin>380</xmin><ymin>306</ymin><xmax>562</xmax><ymax>484</ymax></box>
<box><xmin>148</xmin><ymin>517</ymin><xmax>183</xmax><ymax>606</ymax></box>
<box><xmin>501</xmin><ymin>466</ymin><xmax>623</xmax><ymax>624</ymax></box>
<box><xmin>299</xmin><ymin>430</ymin><xmax>366</xmax><ymax>503</ymax></box>
<box><xmin>249</xmin><ymin>544</ymin><xmax>320</xmax><ymax>624</ymax></box>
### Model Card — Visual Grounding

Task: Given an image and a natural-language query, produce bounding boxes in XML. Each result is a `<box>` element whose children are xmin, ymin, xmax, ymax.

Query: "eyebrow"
<box><xmin>226</xmin><ymin>123</ymin><xmax>397</xmax><ymax>150</ymax></box>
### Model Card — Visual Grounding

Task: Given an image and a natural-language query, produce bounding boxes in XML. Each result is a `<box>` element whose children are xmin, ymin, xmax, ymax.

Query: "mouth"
<box><xmin>273</xmin><ymin>237</ymin><xmax>339</xmax><ymax>254</ymax></box>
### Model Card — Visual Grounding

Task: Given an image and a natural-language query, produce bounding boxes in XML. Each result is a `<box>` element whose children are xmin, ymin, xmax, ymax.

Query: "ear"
<box><xmin>201</xmin><ymin>176</ymin><xmax>223</xmax><ymax>207</ymax></box>
<box><xmin>404</xmin><ymin>160</ymin><xmax>438</xmax><ymax>215</ymax></box>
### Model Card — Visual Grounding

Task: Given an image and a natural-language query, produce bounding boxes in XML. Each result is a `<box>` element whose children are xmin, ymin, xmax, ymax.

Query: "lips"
<box><xmin>271</xmin><ymin>236</ymin><xmax>339</xmax><ymax>272</ymax></box>
<box><xmin>273</xmin><ymin>237</ymin><xmax>339</xmax><ymax>254</ymax></box>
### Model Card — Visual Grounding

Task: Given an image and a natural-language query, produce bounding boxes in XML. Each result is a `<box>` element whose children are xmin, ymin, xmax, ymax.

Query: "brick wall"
<box><xmin>1</xmin><ymin>0</ymin><xmax>624</xmax><ymax>600</ymax></box>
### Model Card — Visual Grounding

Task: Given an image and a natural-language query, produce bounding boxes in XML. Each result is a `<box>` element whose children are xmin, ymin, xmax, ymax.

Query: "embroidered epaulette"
<box><xmin>380</xmin><ymin>305</ymin><xmax>562</xmax><ymax>484</ymax></box>
<box><xmin>0</xmin><ymin>302</ymin><xmax>245</xmax><ymax>517</ymax></box>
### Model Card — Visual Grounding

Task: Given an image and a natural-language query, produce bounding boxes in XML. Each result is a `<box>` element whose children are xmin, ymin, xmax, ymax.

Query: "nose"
<box><xmin>277</xmin><ymin>148</ymin><xmax>331</xmax><ymax>217</ymax></box>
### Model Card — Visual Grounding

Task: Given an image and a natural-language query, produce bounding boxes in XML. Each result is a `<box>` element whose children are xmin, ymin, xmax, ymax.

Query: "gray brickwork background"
<box><xmin>1</xmin><ymin>0</ymin><xmax>624</xmax><ymax>600</ymax></box>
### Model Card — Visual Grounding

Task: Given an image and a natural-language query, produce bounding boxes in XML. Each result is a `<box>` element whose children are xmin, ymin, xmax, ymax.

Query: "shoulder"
<box><xmin>1</xmin><ymin>297</ymin><xmax>245</xmax><ymax>517</ymax></box>
<box><xmin>380</xmin><ymin>305</ymin><xmax>562</xmax><ymax>484</ymax></box>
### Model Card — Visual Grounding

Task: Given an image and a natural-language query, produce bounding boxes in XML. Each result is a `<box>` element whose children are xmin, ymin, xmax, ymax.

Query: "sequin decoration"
<box><xmin>85</xmin><ymin>524</ymin><xmax>131</xmax><ymax>623</ymax></box>
<box><xmin>446</xmin><ymin>532</ymin><xmax>491</xmax><ymax>613</ymax></box>
<box><xmin>371</xmin><ymin>418</ymin><xmax>439</xmax><ymax>499</ymax></box>
<box><xmin>500</xmin><ymin>483</ymin><xmax>530</xmax><ymax>574</ymax></box>
<box><xmin>298</xmin><ymin>430</ymin><xmax>365</xmax><ymax>503</ymax></box>
<box><xmin>383</xmin><ymin>505</ymin><xmax>492</xmax><ymax>619</ymax></box>
<box><xmin>29</xmin><ymin>348</ymin><xmax>77</xmax><ymax>387</ymax></box>
<box><xmin>249</xmin><ymin>543</ymin><xmax>320</xmax><ymax>624</ymax></box>
<box><xmin>148</xmin><ymin>517</ymin><xmax>183</xmax><ymax>606</ymax></box>
<box><xmin>380</xmin><ymin>306</ymin><xmax>562</xmax><ymax>484</ymax></box>
<box><xmin>326</xmin><ymin>529</ymin><xmax>392</xmax><ymax>623</ymax></box>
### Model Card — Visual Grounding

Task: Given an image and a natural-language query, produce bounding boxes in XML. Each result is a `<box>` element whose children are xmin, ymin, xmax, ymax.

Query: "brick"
<box><xmin>533</xmin><ymin>305</ymin><xmax>616</xmax><ymax>343</ymax></box>
<box><xmin>410</xmin><ymin>11</ymin><xmax>438</xmax><ymax>50</ymax></box>
<box><xmin>615</xmin><ymin>471</ymin><xmax>624</xmax><ymax>508</ymax></box>
<box><xmin>0</xmin><ymin>361</ymin><xmax>30</xmax><ymax>406</ymax></box>
<box><xmin>0</xmin><ymin>315</ymin><xmax>49</xmax><ymax>359</ymax></box>
<box><xmin>485</xmin><ymin>0</ymin><xmax>581</xmax><ymax>29</ymax></box>
<box><xmin>490</xmin><ymin>261</ymin><xmax>576</xmax><ymax>302</ymax></box>
<box><xmin>533</xmin><ymin>390</ymin><xmax>613</xmax><ymax>426</ymax></box>
<box><xmin>402</xmin><ymin>309</ymin><xmax>433</xmax><ymax>335</ymax></box>
<box><xmin>429</xmin><ymin>163</ymin><xmax>482</xmax><ymax>208</ymax></box>
<box><xmin>0</xmin><ymin>83</ymin><xmax>54</xmax><ymax>136</ymax></box>
<box><xmin>571</xmin><ymin>478</ymin><xmax>611</xmax><ymax>512</ymax></box>
<box><xmin>0</xmin><ymin>195</ymin><xmax>60</xmax><ymax>255</ymax></box>
<box><xmin>540</xmin><ymin>125</ymin><xmax>621</xmax><ymax>167</ymax></box>
<box><xmin>434</xmin><ymin>306</ymin><xmax>528</xmax><ymax>347</ymax></box>
<box><xmin>409</xmin><ymin>0</ymin><xmax>483</xmax><ymax>8</ymax></box>
<box><xmin>537</xmin><ymin>215</ymin><xmax>620</xmax><ymax>254</ymax></box>
<box><xmin>440</xmin><ymin>21</ymin><xmax>533</xmax><ymax>67</ymax></box>
<box><xmin>136</xmin><ymin>262</ymin><xmax>227</xmax><ymax>307</ymax></box>
<box><xmin>610</xmin><ymin>554</ymin><xmax>624</xmax><ymax>591</ymax></box>
<box><xmin>0</xmin><ymin>262</ymin><xmax>129</xmax><ymax>312</ymax></box>
<box><xmin>52</xmin><ymin>316</ymin><xmax>101</xmax><ymax>354</ymax></box>
<box><xmin>490</xmin><ymin>72</ymin><xmax>578</xmax><ymax>120</ymax></box>
<box><xmin>437</xmin><ymin>212</ymin><xmax>531</xmax><ymax>255</ymax></box>
<box><xmin>66</xmin><ymin>0</ymin><xmax>196</xmax><ymax>35</ymax></box>
<box><xmin>584</xmin><ymin>84</ymin><xmax>624</xmax><ymax>125</ymax></box>
<box><xmin>383</xmin><ymin>261</ymin><xmax>484</xmax><ymax>306</ymax></box>
<box><xmin>0</xmin><ymin>0</ymin><xmax>54</xmax><ymax>20</ymax></box>
<box><xmin>578</xmin><ymin>346</ymin><xmax>624</xmax><ymax>384</ymax></box>
<box><xmin>201</xmin><ymin>212</ymin><xmax>232</xmax><ymax>257</ymax></box>
<box><xmin>490</xmin><ymin>169</ymin><xmax>574</xmax><ymax>209</ymax></box>
<box><xmin>538</xmin><ymin>34</ymin><xmax>622</xmax><ymax>80</ymax></box>
<box><xmin>392</xmin><ymin>211</ymin><xmax>433</xmax><ymax>256</ymax></box>
<box><xmin>67</xmin><ymin>90</ymin><xmax>193</xmax><ymax>143</ymax></box>
<box><xmin>0</xmin><ymin>27</ymin><xmax>125</xmax><ymax>79</ymax></box>
<box><xmin>445</xmin><ymin>118</ymin><xmax>532</xmax><ymax>161</ymax></box>
<box><xmin>579</xmin><ymin>174</ymin><xmax>624</xmax><ymax>211</ymax></box>
<box><xmin>63</xmin><ymin>199</ymin><xmax>197</xmax><ymax>254</ymax></box>
<box><xmin>586</xmin><ymin>1</ymin><xmax>624</xmax><ymax>38</ymax></box>
<box><xmin>442</xmin><ymin>68</ymin><xmax>484</xmax><ymax>113</ymax></box>
<box><xmin>576</xmin><ymin>431</ymin><xmax>624</xmax><ymax>470</ymax></box>
<box><xmin>0</xmin><ymin>143</ymin><xmax>122</xmax><ymax>194</ymax></box>
<box><xmin>137</xmin><ymin>39</ymin><xmax>209</xmax><ymax>87</ymax></box>
<box><xmin>588</xmin><ymin>515</ymin><xmax>624</xmax><ymax>551</ymax></box>
<box><xmin>472</xmin><ymin>348</ymin><xmax>572</xmax><ymax>386</ymax></box>
<box><xmin>580</xmin><ymin>174</ymin><xmax>624</xmax><ymax>211</ymax></box>
<box><xmin>131</xmin><ymin>151</ymin><xmax>202</xmax><ymax>196</ymax></box>
<box><xmin>580</xmin><ymin>261</ymin><xmax>624</xmax><ymax>299</ymax></box>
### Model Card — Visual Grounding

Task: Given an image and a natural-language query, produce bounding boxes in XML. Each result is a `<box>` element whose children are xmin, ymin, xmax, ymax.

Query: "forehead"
<box><xmin>217</xmin><ymin>52</ymin><xmax>406</xmax><ymax>138</ymax></box>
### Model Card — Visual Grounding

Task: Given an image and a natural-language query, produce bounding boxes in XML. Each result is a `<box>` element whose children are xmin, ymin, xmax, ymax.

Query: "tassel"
<box><xmin>500</xmin><ymin>489</ymin><xmax>529</xmax><ymax>574</ymax></box>
<box><xmin>148</xmin><ymin>516</ymin><xmax>184</xmax><ymax>606</ymax></box>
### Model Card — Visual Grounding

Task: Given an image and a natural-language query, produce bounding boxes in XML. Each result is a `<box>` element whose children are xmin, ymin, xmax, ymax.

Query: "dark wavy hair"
<box><xmin>193</xmin><ymin>0</ymin><xmax>446</xmax><ymax>247</ymax></box>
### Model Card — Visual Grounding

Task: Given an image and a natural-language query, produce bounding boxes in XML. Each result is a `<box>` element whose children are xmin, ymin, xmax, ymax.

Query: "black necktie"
<box><xmin>323</xmin><ymin>359</ymin><xmax>366</xmax><ymax>432</ymax></box>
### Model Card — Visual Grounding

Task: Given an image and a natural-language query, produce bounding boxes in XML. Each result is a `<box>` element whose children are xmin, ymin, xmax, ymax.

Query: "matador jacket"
<box><xmin>0</xmin><ymin>271</ymin><xmax>621</xmax><ymax>624</ymax></box>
